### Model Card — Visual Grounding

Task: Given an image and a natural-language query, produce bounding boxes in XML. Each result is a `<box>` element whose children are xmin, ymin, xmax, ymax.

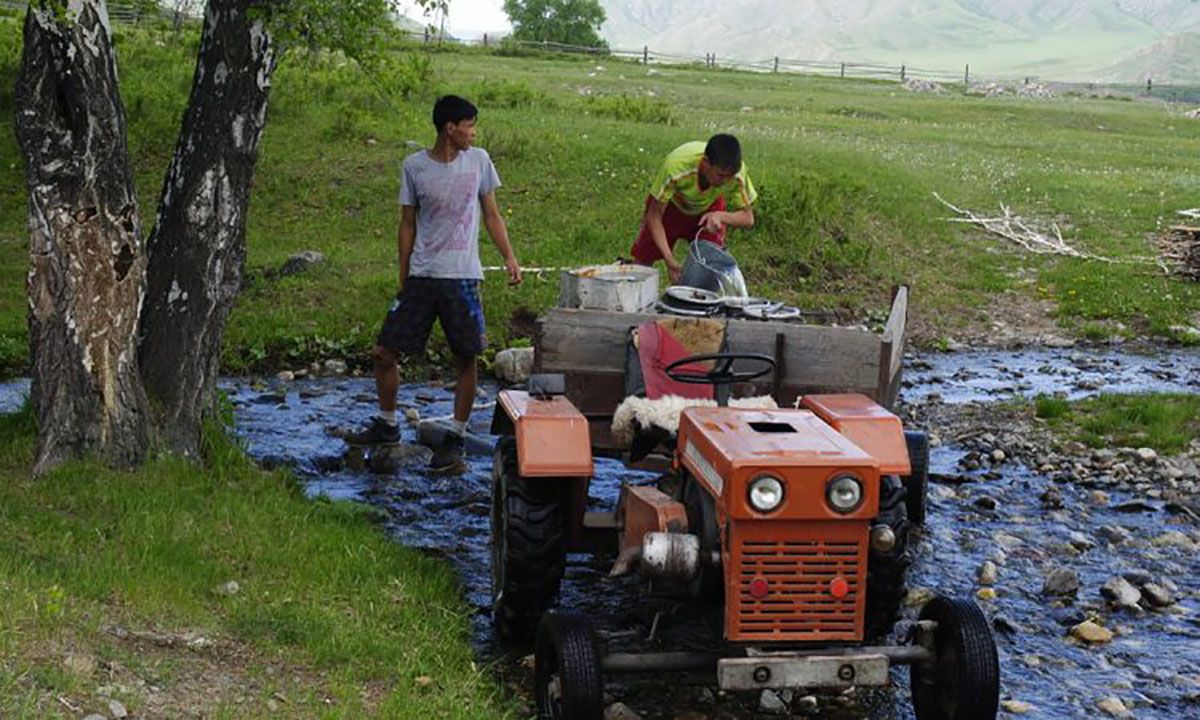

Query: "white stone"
<box><xmin>493</xmin><ymin>347</ymin><xmax>535</xmax><ymax>384</ymax></box>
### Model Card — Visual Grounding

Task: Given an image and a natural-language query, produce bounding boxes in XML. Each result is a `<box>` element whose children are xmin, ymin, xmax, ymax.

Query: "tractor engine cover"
<box><xmin>676</xmin><ymin>406</ymin><xmax>885</xmax><ymax>643</ymax></box>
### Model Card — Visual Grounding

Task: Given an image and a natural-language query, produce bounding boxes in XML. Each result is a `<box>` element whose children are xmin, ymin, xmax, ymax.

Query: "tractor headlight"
<box><xmin>747</xmin><ymin>475</ymin><xmax>785</xmax><ymax>513</ymax></box>
<box><xmin>826</xmin><ymin>474</ymin><xmax>864</xmax><ymax>513</ymax></box>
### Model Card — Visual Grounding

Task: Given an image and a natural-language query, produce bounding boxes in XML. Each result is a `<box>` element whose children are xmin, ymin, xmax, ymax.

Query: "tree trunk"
<box><xmin>138</xmin><ymin>0</ymin><xmax>276</xmax><ymax>457</ymax></box>
<box><xmin>13</xmin><ymin>2</ymin><xmax>150</xmax><ymax>475</ymax></box>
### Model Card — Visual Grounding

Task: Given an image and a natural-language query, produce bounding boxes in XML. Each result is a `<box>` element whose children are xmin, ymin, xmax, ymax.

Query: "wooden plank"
<box><xmin>878</xmin><ymin>287</ymin><xmax>908</xmax><ymax>408</ymax></box>
<box><xmin>536</xmin><ymin>308</ymin><xmax>882</xmax><ymax>397</ymax></box>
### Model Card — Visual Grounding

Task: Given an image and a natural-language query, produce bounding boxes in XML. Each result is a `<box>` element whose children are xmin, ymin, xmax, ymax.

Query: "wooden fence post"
<box><xmin>964</xmin><ymin>63</ymin><xmax>970</xmax><ymax>89</ymax></box>
<box><xmin>483</xmin><ymin>33</ymin><xmax>488</xmax><ymax>47</ymax></box>
<box><xmin>900</xmin><ymin>64</ymin><xmax>905</xmax><ymax>81</ymax></box>
<box><xmin>774</xmin><ymin>56</ymin><xmax>779</xmax><ymax>73</ymax></box>
<box><xmin>643</xmin><ymin>46</ymin><xmax>649</xmax><ymax>64</ymax></box>
<box><xmin>840</xmin><ymin>62</ymin><xmax>845</xmax><ymax>78</ymax></box>
<box><xmin>1146</xmin><ymin>78</ymin><xmax>1153</xmax><ymax>94</ymax></box>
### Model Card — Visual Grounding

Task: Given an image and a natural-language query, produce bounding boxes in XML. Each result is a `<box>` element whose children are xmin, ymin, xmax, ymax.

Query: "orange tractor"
<box><xmin>490</xmin><ymin>343</ymin><xmax>999</xmax><ymax>720</ymax></box>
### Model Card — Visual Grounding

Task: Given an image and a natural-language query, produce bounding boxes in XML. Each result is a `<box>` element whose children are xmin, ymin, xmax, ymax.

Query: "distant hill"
<box><xmin>1101</xmin><ymin>30</ymin><xmax>1200</xmax><ymax>83</ymax></box>
<box><xmin>599</xmin><ymin>0</ymin><xmax>1200</xmax><ymax>82</ymax></box>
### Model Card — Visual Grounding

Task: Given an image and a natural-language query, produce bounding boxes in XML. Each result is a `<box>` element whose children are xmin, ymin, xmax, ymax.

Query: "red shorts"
<box><xmin>630</xmin><ymin>195</ymin><xmax>727</xmax><ymax>264</ymax></box>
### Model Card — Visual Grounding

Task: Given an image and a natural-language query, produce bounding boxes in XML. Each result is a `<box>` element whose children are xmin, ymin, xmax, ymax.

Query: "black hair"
<box><xmin>432</xmin><ymin>95</ymin><xmax>478</xmax><ymax>131</ymax></box>
<box><xmin>704</xmin><ymin>133</ymin><xmax>742</xmax><ymax>171</ymax></box>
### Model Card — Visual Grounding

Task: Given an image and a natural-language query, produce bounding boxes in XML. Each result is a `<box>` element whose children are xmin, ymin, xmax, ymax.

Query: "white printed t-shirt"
<box><xmin>399</xmin><ymin>147</ymin><xmax>501</xmax><ymax>280</ymax></box>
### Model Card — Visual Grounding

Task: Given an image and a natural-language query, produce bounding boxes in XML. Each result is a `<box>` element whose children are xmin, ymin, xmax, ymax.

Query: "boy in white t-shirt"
<box><xmin>347</xmin><ymin>95</ymin><xmax>522</xmax><ymax>473</ymax></box>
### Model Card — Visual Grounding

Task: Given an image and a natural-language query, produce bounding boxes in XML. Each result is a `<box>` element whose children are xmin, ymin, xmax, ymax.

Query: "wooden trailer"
<box><xmin>531</xmin><ymin>287</ymin><xmax>909</xmax><ymax>456</ymax></box>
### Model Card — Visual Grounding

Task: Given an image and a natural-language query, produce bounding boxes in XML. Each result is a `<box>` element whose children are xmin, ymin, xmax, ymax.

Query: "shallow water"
<box><xmin>3</xmin><ymin>347</ymin><xmax>1197</xmax><ymax>718</ymax></box>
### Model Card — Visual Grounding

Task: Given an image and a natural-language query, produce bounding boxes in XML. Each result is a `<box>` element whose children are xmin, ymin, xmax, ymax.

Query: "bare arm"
<box><xmin>481</xmin><ymin>192</ymin><xmax>521</xmax><ymax>284</ymax></box>
<box><xmin>700</xmin><ymin>206</ymin><xmax>755</xmax><ymax>233</ymax></box>
<box><xmin>644</xmin><ymin>196</ymin><xmax>682</xmax><ymax>283</ymax></box>
<box><xmin>398</xmin><ymin>205</ymin><xmax>416</xmax><ymax>289</ymax></box>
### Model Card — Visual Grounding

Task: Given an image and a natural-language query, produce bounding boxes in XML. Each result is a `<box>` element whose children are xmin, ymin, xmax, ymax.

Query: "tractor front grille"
<box><xmin>728</xmin><ymin>523</ymin><xmax>866</xmax><ymax>642</ymax></box>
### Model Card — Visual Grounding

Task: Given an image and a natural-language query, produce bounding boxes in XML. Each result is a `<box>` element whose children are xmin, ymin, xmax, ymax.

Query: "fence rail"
<box><xmin>2</xmin><ymin>1</ymin><xmax>1196</xmax><ymax>101</ymax></box>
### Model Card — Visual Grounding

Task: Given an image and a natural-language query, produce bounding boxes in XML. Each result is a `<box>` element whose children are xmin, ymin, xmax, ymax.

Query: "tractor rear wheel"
<box><xmin>910</xmin><ymin>596</ymin><xmax>1000</xmax><ymax>720</ymax></box>
<box><xmin>864</xmin><ymin>475</ymin><xmax>912</xmax><ymax>641</ymax></box>
<box><xmin>903</xmin><ymin>431</ymin><xmax>930</xmax><ymax>526</ymax></box>
<box><xmin>492</xmin><ymin>437</ymin><xmax>566</xmax><ymax>644</ymax></box>
<box><xmin>535</xmin><ymin>610</ymin><xmax>604</xmax><ymax>720</ymax></box>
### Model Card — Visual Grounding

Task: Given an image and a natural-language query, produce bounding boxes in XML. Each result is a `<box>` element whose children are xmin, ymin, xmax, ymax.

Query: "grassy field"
<box><xmin>2</xmin><ymin>19</ymin><xmax>1199</xmax><ymax>379</ymax></box>
<box><xmin>1034</xmin><ymin>392</ymin><xmax>1200</xmax><ymax>453</ymax></box>
<box><xmin>0</xmin><ymin>405</ymin><xmax>516</xmax><ymax>719</ymax></box>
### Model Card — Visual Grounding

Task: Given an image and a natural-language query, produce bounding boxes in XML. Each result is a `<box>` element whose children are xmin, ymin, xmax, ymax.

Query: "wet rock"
<box><xmin>1070</xmin><ymin>619</ymin><xmax>1114</xmax><ymax>644</ymax></box>
<box><xmin>991</xmin><ymin>449</ymin><xmax>1007</xmax><ymax>462</ymax></box>
<box><xmin>978</xmin><ymin>560</ymin><xmax>998</xmax><ymax>585</ymax></box>
<box><xmin>604</xmin><ymin>702</ymin><xmax>642</xmax><ymax>720</ymax></box>
<box><xmin>278</xmin><ymin>250</ymin><xmax>326</xmax><ymax>276</ymax></box>
<box><xmin>1152</xmin><ymin>531</ymin><xmax>1194</xmax><ymax>548</ymax></box>
<box><xmin>1097</xmin><ymin>525</ymin><xmax>1131</xmax><ymax>545</ymax></box>
<box><xmin>904</xmin><ymin>587</ymin><xmax>936</xmax><ymax>607</ymax></box>
<box><xmin>1142</xmin><ymin>583</ymin><xmax>1175</xmax><ymax>608</ymax></box>
<box><xmin>1114</xmin><ymin>498</ymin><xmax>1158</xmax><ymax>512</ymax></box>
<box><xmin>1043</xmin><ymin>567</ymin><xmax>1081</xmax><ymax>597</ymax></box>
<box><xmin>1101</xmin><ymin>577</ymin><xmax>1142</xmax><ymax>611</ymax></box>
<box><xmin>1001</xmin><ymin>699</ymin><xmax>1034</xmax><ymax>714</ymax></box>
<box><xmin>976</xmin><ymin>587</ymin><xmax>998</xmax><ymax>601</ymax></box>
<box><xmin>275</xmin><ymin>370</ymin><xmax>294</xmax><ymax>382</ymax></box>
<box><xmin>1040</xmin><ymin>486</ymin><xmax>1064</xmax><ymax>509</ymax></box>
<box><xmin>1051</xmin><ymin>607</ymin><xmax>1087</xmax><ymax>627</ymax></box>
<box><xmin>253</xmin><ymin>392</ymin><xmax>287</xmax><ymax>405</ymax></box>
<box><xmin>493</xmin><ymin>347</ymin><xmax>535</xmax><ymax>384</ymax></box>
<box><xmin>795</xmin><ymin>695</ymin><xmax>820</xmax><ymax>715</ymax></box>
<box><xmin>992</xmin><ymin>613</ymin><xmax>1022</xmax><ymax>634</ymax></box>
<box><xmin>973</xmin><ymin>495</ymin><xmax>998</xmax><ymax>511</ymax></box>
<box><xmin>1135</xmin><ymin>447</ymin><xmax>1158</xmax><ymax>462</ymax></box>
<box><xmin>758</xmin><ymin>689</ymin><xmax>789</xmax><ymax>714</ymax></box>
<box><xmin>1090</xmin><ymin>490</ymin><xmax>1111</xmax><ymax>505</ymax></box>
<box><xmin>324</xmin><ymin>359</ymin><xmax>348</xmax><ymax>376</ymax></box>
<box><xmin>1068</xmin><ymin>531</ymin><xmax>1096</xmax><ymax>552</ymax></box>
<box><xmin>404</xmin><ymin>408</ymin><xmax>421</xmax><ymax>423</ymax></box>
<box><xmin>1097</xmin><ymin>696</ymin><xmax>1132</xmax><ymax>718</ymax></box>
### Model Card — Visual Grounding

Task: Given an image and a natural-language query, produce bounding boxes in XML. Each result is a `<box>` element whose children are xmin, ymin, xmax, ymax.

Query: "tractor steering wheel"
<box><xmin>664</xmin><ymin>352</ymin><xmax>777</xmax><ymax>386</ymax></box>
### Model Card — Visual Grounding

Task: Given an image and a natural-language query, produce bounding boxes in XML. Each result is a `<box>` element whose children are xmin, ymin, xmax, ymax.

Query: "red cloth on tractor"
<box><xmin>636</xmin><ymin>320</ymin><xmax>714</xmax><ymax>401</ymax></box>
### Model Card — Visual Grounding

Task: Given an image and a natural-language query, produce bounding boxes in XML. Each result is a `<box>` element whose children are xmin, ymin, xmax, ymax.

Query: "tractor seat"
<box><xmin>611</xmin><ymin>393</ymin><xmax>778</xmax><ymax>448</ymax></box>
<box><xmin>613</xmin><ymin>317</ymin><xmax>777</xmax><ymax>453</ymax></box>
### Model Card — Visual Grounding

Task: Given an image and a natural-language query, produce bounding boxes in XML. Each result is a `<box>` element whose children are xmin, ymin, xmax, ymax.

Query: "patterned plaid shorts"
<box><xmin>377</xmin><ymin>277</ymin><xmax>486</xmax><ymax>357</ymax></box>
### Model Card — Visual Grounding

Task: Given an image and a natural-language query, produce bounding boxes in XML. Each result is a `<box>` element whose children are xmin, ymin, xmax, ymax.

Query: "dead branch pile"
<box><xmin>933</xmin><ymin>193</ymin><xmax>1111</xmax><ymax>261</ymax></box>
<box><xmin>1185</xmin><ymin>108</ymin><xmax>1200</xmax><ymax>119</ymax></box>
<box><xmin>1157</xmin><ymin>224</ymin><xmax>1200</xmax><ymax>281</ymax></box>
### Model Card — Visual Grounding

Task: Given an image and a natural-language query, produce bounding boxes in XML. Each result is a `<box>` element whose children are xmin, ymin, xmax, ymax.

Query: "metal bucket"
<box><xmin>678</xmin><ymin>240</ymin><xmax>748</xmax><ymax>298</ymax></box>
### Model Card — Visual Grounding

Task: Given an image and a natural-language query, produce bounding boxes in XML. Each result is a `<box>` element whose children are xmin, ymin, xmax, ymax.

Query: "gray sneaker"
<box><xmin>429</xmin><ymin>433</ymin><xmax>465</xmax><ymax>474</ymax></box>
<box><xmin>344</xmin><ymin>417</ymin><xmax>401</xmax><ymax>447</ymax></box>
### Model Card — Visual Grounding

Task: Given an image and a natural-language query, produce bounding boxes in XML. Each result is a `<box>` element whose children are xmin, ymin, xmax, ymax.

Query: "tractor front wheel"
<box><xmin>903</xmin><ymin>431</ymin><xmax>929</xmax><ymax>526</ymax></box>
<box><xmin>535</xmin><ymin>610</ymin><xmax>604</xmax><ymax>720</ymax></box>
<box><xmin>492</xmin><ymin>437</ymin><xmax>566</xmax><ymax>644</ymax></box>
<box><xmin>911</xmin><ymin>596</ymin><xmax>1000</xmax><ymax>720</ymax></box>
<box><xmin>864</xmin><ymin>475</ymin><xmax>912</xmax><ymax>641</ymax></box>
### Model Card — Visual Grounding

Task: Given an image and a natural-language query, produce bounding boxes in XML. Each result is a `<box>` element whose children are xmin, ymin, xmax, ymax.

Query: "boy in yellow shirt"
<box><xmin>630</xmin><ymin>134</ymin><xmax>757</xmax><ymax>284</ymax></box>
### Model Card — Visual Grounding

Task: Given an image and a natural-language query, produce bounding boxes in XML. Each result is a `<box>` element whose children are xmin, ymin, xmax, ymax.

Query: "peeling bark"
<box><xmin>138</xmin><ymin>0</ymin><xmax>276</xmax><ymax>457</ymax></box>
<box><xmin>13</xmin><ymin>1</ymin><xmax>150</xmax><ymax>475</ymax></box>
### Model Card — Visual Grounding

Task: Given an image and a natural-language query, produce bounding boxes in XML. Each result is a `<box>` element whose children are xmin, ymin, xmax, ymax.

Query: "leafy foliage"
<box><xmin>502</xmin><ymin>0</ymin><xmax>607</xmax><ymax>48</ymax></box>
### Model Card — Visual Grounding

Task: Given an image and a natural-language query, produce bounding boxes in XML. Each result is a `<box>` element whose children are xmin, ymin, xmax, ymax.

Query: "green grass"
<box><xmin>1035</xmin><ymin>393</ymin><xmax>1200</xmax><ymax>453</ymax></box>
<box><xmin>3</xmin><ymin>20</ymin><xmax>1200</xmax><ymax>378</ymax></box>
<box><xmin>0</xmin><ymin>406</ymin><xmax>515</xmax><ymax>719</ymax></box>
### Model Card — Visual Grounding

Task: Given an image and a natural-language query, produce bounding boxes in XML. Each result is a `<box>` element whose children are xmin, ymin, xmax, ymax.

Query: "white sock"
<box><xmin>380</xmin><ymin>410</ymin><xmax>397</xmax><ymax>425</ymax></box>
<box><xmin>450</xmin><ymin>419</ymin><xmax>467</xmax><ymax>436</ymax></box>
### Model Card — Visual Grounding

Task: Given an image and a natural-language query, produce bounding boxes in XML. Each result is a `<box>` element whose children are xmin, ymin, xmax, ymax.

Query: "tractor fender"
<box><xmin>801</xmin><ymin>394</ymin><xmax>911</xmax><ymax>475</ymax></box>
<box><xmin>493</xmin><ymin>389</ymin><xmax>593</xmax><ymax>478</ymax></box>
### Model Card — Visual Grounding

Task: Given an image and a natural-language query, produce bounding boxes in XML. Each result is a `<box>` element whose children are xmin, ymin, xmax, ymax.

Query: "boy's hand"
<box><xmin>667</xmin><ymin>260</ymin><xmax>683</xmax><ymax>285</ymax></box>
<box><xmin>504</xmin><ymin>256</ymin><xmax>522</xmax><ymax>285</ymax></box>
<box><xmin>699</xmin><ymin>211</ymin><xmax>726</xmax><ymax>233</ymax></box>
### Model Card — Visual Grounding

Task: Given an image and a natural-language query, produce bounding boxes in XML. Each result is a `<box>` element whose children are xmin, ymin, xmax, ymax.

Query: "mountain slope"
<box><xmin>599</xmin><ymin>0</ymin><xmax>1200</xmax><ymax>81</ymax></box>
